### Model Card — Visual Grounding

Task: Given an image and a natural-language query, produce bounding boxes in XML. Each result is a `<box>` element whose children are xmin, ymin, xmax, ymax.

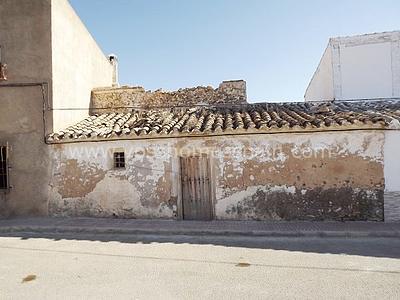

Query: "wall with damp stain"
<box><xmin>48</xmin><ymin>130</ymin><xmax>386</xmax><ymax>221</ymax></box>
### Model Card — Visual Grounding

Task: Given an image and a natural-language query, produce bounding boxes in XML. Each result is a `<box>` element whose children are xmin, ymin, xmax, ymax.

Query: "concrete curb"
<box><xmin>0</xmin><ymin>225</ymin><xmax>399</xmax><ymax>238</ymax></box>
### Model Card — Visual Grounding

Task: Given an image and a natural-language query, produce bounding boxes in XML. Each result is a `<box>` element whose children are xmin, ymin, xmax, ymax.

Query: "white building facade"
<box><xmin>304</xmin><ymin>31</ymin><xmax>400</xmax><ymax>222</ymax></box>
<box><xmin>305</xmin><ymin>31</ymin><xmax>400</xmax><ymax>102</ymax></box>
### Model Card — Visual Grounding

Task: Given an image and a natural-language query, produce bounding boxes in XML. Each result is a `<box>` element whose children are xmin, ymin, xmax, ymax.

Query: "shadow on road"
<box><xmin>1</xmin><ymin>231</ymin><xmax>400</xmax><ymax>259</ymax></box>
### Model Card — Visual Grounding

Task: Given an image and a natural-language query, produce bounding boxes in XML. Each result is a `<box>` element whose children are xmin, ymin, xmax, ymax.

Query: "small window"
<box><xmin>0</xmin><ymin>145</ymin><xmax>9</xmax><ymax>189</ymax></box>
<box><xmin>113</xmin><ymin>151</ymin><xmax>125</xmax><ymax>169</ymax></box>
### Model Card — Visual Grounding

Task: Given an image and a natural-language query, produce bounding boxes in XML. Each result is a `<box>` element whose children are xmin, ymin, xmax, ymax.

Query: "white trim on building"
<box><xmin>305</xmin><ymin>31</ymin><xmax>400</xmax><ymax>102</ymax></box>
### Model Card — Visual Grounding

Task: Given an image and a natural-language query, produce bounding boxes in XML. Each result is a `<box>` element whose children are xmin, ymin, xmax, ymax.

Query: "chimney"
<box><xmin>218</xmin><ymin>80</ymin><xmax>247</xmax><ymax>103</ymax></box>
<box><xmin>108</xmin><ymin>54</ymin><xmax>119</xmax><ymax>87</ymax></box>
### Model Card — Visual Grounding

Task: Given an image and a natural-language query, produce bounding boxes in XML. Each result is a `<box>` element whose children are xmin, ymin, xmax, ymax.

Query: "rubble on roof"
<box><xmin>90</xmin><ymin>80</ymin><xmax>247</xmax><ymax>114</ymax></box>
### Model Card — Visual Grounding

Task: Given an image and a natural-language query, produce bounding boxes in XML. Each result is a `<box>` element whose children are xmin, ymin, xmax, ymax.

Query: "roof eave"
<box><xmin>46</xmin><ymin>123</ymin><xmax>389</xmax><ymax>145</ymax></box>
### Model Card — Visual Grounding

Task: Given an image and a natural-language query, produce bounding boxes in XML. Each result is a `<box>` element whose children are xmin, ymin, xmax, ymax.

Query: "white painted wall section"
<box><xmin>305</xmin><ymin>31</ymin><xmax>400</xmax><ymax>102</ymax></box>
<box><xmin>384</xmin><ymin>130</ymin><xmax>400</xmax><ymax>222</ymax></box>
<box><xmin>340</xmin><ymin>42</ymin><xmax>393</xmax><ymax>99</ymax></box>
<box><xmin>304</xmin><ymin>46</ymin><xmax>334</xmax><ymax>101</ymax></box>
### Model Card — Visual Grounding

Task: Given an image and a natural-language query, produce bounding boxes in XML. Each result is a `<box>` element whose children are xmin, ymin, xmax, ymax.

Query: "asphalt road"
<box><xmin>0</xmin><ymin>233</ymin><xmax>399</xmax><ymax>299</ymax></box>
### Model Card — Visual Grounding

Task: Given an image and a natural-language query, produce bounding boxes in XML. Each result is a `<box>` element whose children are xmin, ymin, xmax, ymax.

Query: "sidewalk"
<box><xmin>0</xmin><ymin>217</ymin><xmax>399</xmax><ymax>238</ymax></box>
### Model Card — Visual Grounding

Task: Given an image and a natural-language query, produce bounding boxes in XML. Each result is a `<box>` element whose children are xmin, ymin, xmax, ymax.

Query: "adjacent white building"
<box><xmin>304</xmin><ymin>31</ymin><xmax>400</xmax><ymax>222</ymax></box>
<box><xmin>305</xmin><ymin>31</ymin><xmax>400</xmax><ymax>101</ymax></box>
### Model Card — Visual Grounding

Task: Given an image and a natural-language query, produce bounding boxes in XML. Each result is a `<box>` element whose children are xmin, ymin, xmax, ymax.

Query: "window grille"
<box><xmin>0</xmin><ymin>45</ymin><xmax>7</xmax><ymax>81</ymax></box>
<box><xmin>113</xmin><ymin>152</ymin><xmax>125</xmax><ymax>169</ymax></box>
<box><xmin>0</xmin><ymin>145</ymin><xmax>9</xmax><ymax>190</ymax></box>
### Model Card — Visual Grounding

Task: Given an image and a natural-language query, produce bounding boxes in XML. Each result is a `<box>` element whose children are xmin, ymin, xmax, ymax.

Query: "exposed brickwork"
<box><xmin>90</xmin><ymin>80</ymin><xmax>247</xmax><ymax>114</ymax></box>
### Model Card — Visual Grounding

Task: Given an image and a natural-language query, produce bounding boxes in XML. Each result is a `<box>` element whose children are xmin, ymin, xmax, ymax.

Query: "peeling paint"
<box><xmin>49</xmin><ymin>130</ymin><xmax>385</xmax><ymax>221</ymax></box>
<box><xmin>49</xmin><ymin>140</ymin><xmax>178</xmax><ymax>218</ymax></box>
<box><xmin>58</xmin><ymin>159</ymin><xmax>106</xmax><ymax>198</ymax></box>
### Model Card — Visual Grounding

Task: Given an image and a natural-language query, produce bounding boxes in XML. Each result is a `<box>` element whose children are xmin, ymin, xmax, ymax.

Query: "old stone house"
<box><xmin>46</xmin><ymin>84</ymin><xmax>400</xmax><ymax>221</ymax></box>
<box><xmin>1</xmin><ymin>1</ymin><xmax>399</xmax><ymax>221</ymax></box>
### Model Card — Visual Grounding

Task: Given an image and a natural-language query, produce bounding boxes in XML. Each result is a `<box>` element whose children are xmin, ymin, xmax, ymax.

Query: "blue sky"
<box><xmin>69</xmin><ymin>0</ymin><xmax>400</xmax><ymax>102</ymax></box>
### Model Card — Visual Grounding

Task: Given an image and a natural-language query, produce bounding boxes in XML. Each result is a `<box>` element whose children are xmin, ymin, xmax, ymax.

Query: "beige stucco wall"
<box><xmin>51</xmin><ymin>0</ymin><xmax>114</xmax><ymax>131</ymax></box>
<box><xmin>48</xmin><ymin>130</ymin><xmax>385</xmax><ymax>221</ymax></box>
<box><xmin>0</xmin><ymin>0</ymin><xmax>52</xmax><ymax>216</ymax></box>
<box><xmin>0</xmin><ymin>0</ymin><xmax>115</xmax><ymax>217</ymax></box>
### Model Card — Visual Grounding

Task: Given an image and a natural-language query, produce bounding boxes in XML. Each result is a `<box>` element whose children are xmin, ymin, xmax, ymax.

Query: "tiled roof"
<box><xmin>47</xmin><ymin>100</ymin><xmax>400</xmax><ymax>142</ymax></box>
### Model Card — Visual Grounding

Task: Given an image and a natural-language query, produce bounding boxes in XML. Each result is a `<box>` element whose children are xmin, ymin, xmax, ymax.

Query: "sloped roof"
<box><xmin>47</xmin><ymin>100</ymin><xmax>400</xmax><ymax>143</ymax></box>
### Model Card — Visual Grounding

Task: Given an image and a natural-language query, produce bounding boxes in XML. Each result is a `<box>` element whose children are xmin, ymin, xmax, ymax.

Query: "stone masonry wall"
<box><xmin>48</xmin><ymin>130</ymin><xmax>384</xmax><ymax>221</ymax></box>
<box><xmin>90</xmin><ymin>80</ymin><xmax>247</xmax><ymax>114</ymax></box>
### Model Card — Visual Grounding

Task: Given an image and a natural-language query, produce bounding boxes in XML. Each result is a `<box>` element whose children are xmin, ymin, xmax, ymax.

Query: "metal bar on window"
<box><xmin>113</xmin><ymin>151</ymin><xmax>125</xmax><ymax>169</ymax></box>
<box><xmin>0</xmin><ymin>143</ymin><xmax>9</xmax><ymax>190</ymax></box>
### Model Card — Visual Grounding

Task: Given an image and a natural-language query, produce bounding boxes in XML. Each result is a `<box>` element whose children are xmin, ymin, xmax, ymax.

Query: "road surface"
<box><xmin>0</xmin><ymin>233</ymin><xmax>399</xmax><ymax>299</ymax></box>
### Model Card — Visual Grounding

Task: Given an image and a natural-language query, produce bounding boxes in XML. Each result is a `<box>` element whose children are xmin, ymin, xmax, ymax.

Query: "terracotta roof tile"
<box><xmin>47</xmin><ymin>100</ymin><xmax>400</xmax><ymax>142</ymax></box>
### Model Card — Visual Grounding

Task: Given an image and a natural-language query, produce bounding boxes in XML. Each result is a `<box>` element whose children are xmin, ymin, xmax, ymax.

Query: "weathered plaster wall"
<box><xmin>49</xmin><ymin>130</ymin><xmax>385</xmax><ymax>221</ymax></box>
<box><xmin>0</xmin><ymin>0</ymin><xmax>52</xmax><ymax>217</ymax></box>
<box><xmin>384</xmin><ymin>130</ymin><xmax>400</xmax><ymax>222</ymax></box>
<box><xmin>90</xmin><ymin>80</ymin><xmax>247</xmax><ymax>114</ymax></box>
<box><xmin>49</xmin><ymin>140</ymin><xmax>179</xmax><ymax>218</ymax></box>
<box><xmin>51</xmin><ymin>0</ymin><xmax>114</xmax><ymax>131</ymax></box>
<box><xmin>213</xmin><ymin>131</ymin><xmax>384</xmax><ymax>221</ymax></box>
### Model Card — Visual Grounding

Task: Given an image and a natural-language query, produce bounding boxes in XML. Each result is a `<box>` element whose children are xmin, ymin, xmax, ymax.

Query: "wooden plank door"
<box><xmin>180</xmin><ymin>154</ymin><xmax>212</xmax><ymax>220</ymax></box>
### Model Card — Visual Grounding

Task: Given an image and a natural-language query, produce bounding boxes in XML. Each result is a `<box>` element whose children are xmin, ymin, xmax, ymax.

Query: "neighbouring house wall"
<box><xmin>0</xmin><ymin>0</ymin><xmax>115</xmax><ymax>217</ymax></box>
<box><xmin>49</xmin><ymin>130</ymin><xmax>385</xmax><ymax>221</ymax></box>
<box><xmin>51</xmin><ymin>0</ymin><xmax>114</xmax><ymax>131</ymax></box>
<box><xmin>384</xmin><ymin>130</ymin><xmax>400</xmax><ymax>222</ymax></box>
<box><xmin>90</xmin><ymin>80</ymin><xmax>247</xmax><ymax>114</ymax></box>
<box><xmin>0</xmin><ymin>0</ymin><xmax>52</xmax><ymax>216</ymax></box>
<box><xmin>339</xmin><ymin>42</ymin><xmax>393</xmax><ymax>99</ymax></box>
<box><xmin>305</xmin><ymin>31</ymin><xmax>400</xmax><ymax>101</ymax></box>
<box><xmin>304</xmin><ymin>46</ymin><xmax>334</xmax><ymax>101</ymax></box>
